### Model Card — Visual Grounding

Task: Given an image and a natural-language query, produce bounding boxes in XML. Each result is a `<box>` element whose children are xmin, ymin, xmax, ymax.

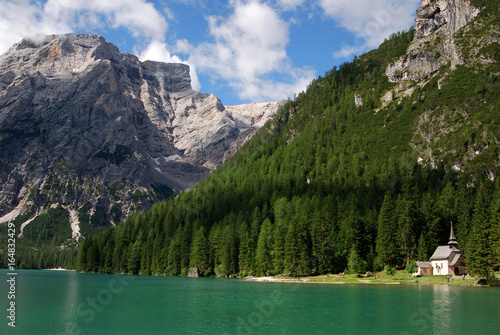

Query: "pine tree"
<box><xmin>180</xmin><ymin>223</ymin><xmax>192</xmax><ymax>271</ymax></box>
<box><xmin>76</xmin><ymin>237</ymin><xmax>90</xmax><ymax>272</ymax></box>
<box><xmin>167</xmin><ymin>226</ymin><xmax>183</xmax><ymax>275</ymax></box>
<box><xmin>347</xmin><ymin>247</ymin><xmax>366</xmax><ymax>274</ymax></box>
<box><xmin>417</xmin><ymin>232</ymin><xmax>428</xmax><ymax>261</ymax></box>
<box><xmin>284</xmin><ymin>214</ymin><xmax>311</xmax><ymax>276</ymax></box>
<box><xmin>272</xmin><ymin>197</ymin><xmax>290</xmax><ymax>274</ymax></box>
<box><xmin>311</xmin><ymin>212</ymin><xmax>335</xmax><ymax>274</ymax></box>
<box><xmin>86</xmin><ymin>238</ymin><xmax>100</xmax><ymax>272</ymax></box>
<box><xmin>255</xmin><ymin>219</ymin><xmax>274</xmax><ymax>275</ymax></box>
<box><xmin>421</xmin><ymin>193</ymin><xmax>443</xmax><ymax>255</ymax></box>
<box><xmin>237</xmin><ymin>221</ymin><xmax>252</xmax><ymax>274</ymax></box>
<box><xmin>396</xmin><ymin>182</ymin><xmax>418</xmax><ymax>265</ymax></box>
<box><xmin>127</xmin><ymin>240</ymin><xmax>141</xmax><ymax>275</ymax></box>
<box><xmin>488</xmin><ymin>182</ymin><xmax>500</xmax><ymax>269</ymax></box>
<box><xmin>376</xmin><ymin>193</ymin><xmax>398</xmax><ymax>266</ymax></box>
<box><xmin>190</xmin><ymin>226</ymin><xmax>209</xmax><ymax>275</ymax></box>
<box><xmin>467</xmin><ymin>183</ymin><xmax>494</xmax><ymax>278</ymax></box>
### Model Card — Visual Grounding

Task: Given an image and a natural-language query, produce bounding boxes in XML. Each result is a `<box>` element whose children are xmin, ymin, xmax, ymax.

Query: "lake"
<box><xmin>1</xmin><ymin>270</ymin><xmax>499</xmax><ymax>334</ymax></box>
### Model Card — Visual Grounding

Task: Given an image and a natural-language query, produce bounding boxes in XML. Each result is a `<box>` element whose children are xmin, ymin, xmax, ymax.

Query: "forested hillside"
<box><xmin>2</xmin><ymin>0</ymin><xmax>498</xmax><ymax>277</ymax></box>
<box><xmin>71</xmin><ymin>0</ymin><xmax>500</xmax><ymax>279</ymax></box>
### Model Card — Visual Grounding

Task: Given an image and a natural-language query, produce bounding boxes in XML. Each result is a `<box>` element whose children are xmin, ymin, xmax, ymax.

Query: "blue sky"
<box><xmin>0</xmin><ymin>0</ymin><xmax>420</xmax><ymax>105</ymax></box>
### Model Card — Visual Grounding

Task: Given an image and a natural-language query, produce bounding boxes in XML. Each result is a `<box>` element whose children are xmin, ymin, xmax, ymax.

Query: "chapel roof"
<box><xmin>429</xmin><ymin>246</ymin><xmax>460</xmax><ymax>261</ymax></box>
<box><xmin>448</xmin><ymin>223</ymin><xmax>458</xmax><ymax>247</ymax></box>
<box><xmin>429</xmin><ymin>223</ymin><xmax>464</xmax><ymax>261</ymax></box>
<box><xmin>450</xmin><ymin>253</ymin><xmax>464</xmax><ymax>266</ymax></box>
<box><xmin>416</xmin><ymin>261</ymin><xmax>432</xmax><ymax>268</ymax></box>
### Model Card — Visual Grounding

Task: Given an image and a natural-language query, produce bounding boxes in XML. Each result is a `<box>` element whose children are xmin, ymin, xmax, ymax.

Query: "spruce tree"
<box><xmin>417</xmin><ymin>232</ymin><xmax>428</xmax><ymax>261</ymax></box>
<box><xmin>376</xmin><ymin>193</ymin><xmax>398</xmax><ymax>266</ymax></box>
<box><xmin>272</xmin><ymin>198</ymin><xmax>290</xmax><ymax>274</ymax></box>
<box><xmin>167</xmin><ymin>226</ymin><xmax>183</xmax><ymax>275</ymax></box>
<box><xmin>255</xmin><ymin>219</ymin><xmax>273</xmax><ymax>275</ymax></box>
<box><xmin>311</xmin><ymin>212</ymin><xmax>335</xmax><ymax>274</ymax></box>
<box><xmin>396</xmin><ymin>182</ymin><xmax>419</xmax><ymax>265</ymax></box>
<box><xmin>76</xmin><ymin>237</ymin><xmax>90</xmax><ymax>272</ymax></box>
<box><xmin>236</xmin><ymin>222</ymin><xmax>252</xmax><ymax>274</ymax></box>
<box><xmin>467</xmin><ymin>183</ymin><xmax>494</xmax><ymax>278</ymax></box>
<box><xmin>127</xmin><ymin>240</ymin><xmax>141</xmax><ymax>275</ymax></box>
<box><xmin>347</xmin><ymin>248</ymin><xmax>366</xmax><ymax>274</ymax></box>
<box><xmin>421</xmin><ymin>193</ymin><xmax>442</xmax><ymax>255</ymax></box>
<box><xmin>190</xmin><ymin>226</ymin><xmax>210</xmax><ymax>275</ymax></box>
<box><xmin>284</xmin><ymin>214</ymin><xmax>311</xmax><ymax>276</ymax></box>
<box><xmin>488</xmin><ymin>182</ymin><xmax>500</xmax><ymax>269</ymax></box>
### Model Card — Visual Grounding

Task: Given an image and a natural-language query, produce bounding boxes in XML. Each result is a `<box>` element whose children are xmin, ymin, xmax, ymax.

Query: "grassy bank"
<box><xmin>248</xmin><ymin>270</ymin><xmax>485</xmax><ymax>287</ymax></box>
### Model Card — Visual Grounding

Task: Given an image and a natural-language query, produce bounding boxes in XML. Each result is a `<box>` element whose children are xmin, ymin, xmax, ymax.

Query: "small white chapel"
<box><xmin>415</xmin><ymin>223</ymin><xmax>467</xmax><ymax>276</ymax></box>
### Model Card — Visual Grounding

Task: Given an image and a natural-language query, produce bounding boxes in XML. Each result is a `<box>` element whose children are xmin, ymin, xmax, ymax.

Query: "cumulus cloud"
<box><xmin>0</xmin><ymin>0</ymin><xmax>198</xmax><ymax>88</ymax></box>
<box><xmin>138</xmin><ymin>40</ymin><xmax>201</xmax><ymax>91</ymax></box>
<box><xmin>183</xmin><ymin>0</ymin><xmax>315</xmax><ymax>102</ymax></box>
<box><xmin>0</xmin><ymin>0</ymin><xmax>419</xmax><ymax>103</ymax></box>
<box><xmin>318</xmin><ymin>0</ymin><xmax>420</xmax><ymax>58</ymax></box>
<box><xmin>0</xmin><ymin>0</ymin><xmax>66</xmax><ymax>53</ymax></box>
<box><xmin>42</xmin><ymin>0</ymin><xmax>169</xmax><ymax>40</ymax></box>
<box><xmin>0</xmin><ymin>0</ymin><xmax>171</xmax><ymax>52</ymax></box>
<box><xmin>276</xmin><ymin>0</ymin><xmax>305</xmax><ymax>11</ymax></box>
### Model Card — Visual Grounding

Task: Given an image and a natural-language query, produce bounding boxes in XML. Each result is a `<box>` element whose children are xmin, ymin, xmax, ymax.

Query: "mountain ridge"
<box><xmin>0</xmin><ymin>33</ymin><xmax>282</xmax><ymax>236</ymax></box>
<box><xmin>68</xmin><ymin>0</ymin><xmax>499</xmax><ymax>277</ymax></box>
<box><xmin>1</xmin><ymin>0</ymin><xmax>498</xmax><ymax>273</ymax></box>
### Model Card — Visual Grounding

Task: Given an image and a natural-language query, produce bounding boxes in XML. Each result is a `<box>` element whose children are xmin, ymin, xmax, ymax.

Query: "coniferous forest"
<box><xmin>73</xmin><ymin>18</ymin><xmax>500</xmax><ymax>278</ymax></box>
<box><xmin>1</xmin><ymin>1</ymin><xmax>498</xmax><ymax>279</ymax></box>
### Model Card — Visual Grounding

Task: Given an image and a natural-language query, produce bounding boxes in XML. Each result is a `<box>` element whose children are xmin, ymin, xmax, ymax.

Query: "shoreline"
<box><xmin>9</xmin><ymin>268</ymin><xmax>494</xmax><ymax>287</ymax></box>
<box><xmin>244</xmin><ymin>273</ymin><xmax>486</xmax><ymax>287</ymax></box>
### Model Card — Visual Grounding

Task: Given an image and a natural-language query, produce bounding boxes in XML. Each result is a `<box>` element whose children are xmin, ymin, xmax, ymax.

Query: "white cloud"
<box><xmin>183</xmin><ymin>0</ymin><xmax>315</xmax><ymax>102</ymax></box>
<box><xmin>42</xmin><ymin>0</ymin><xmax>168</xmax><ymax>40</ymax></box>
<box><xmin>318</xmin><ymin>0</ymin><xmax>420</xmax><ymax>57</ymax></box>
<box><xmin>276</xmin><ymin>0</ymin><xmax>305</xmax><ymax>11</ymax></box>
<box><xmin>0</xmin><ymin>0</ymin><xmax>67</xmax><ymax>53</ymax></box>
<box><xmin>0</xmin><ymin>0</ymin><xmax>170</xmax><ymax>53</ymax></box>
<box><xmin>138</xmin><ymin>40</ymin><xmax>201</xmax><ymax>91</ymax></box>
<box><xmin>0</xmin><ymin>0</ymin><xmax>198</xmax><ymax>89</ymax></box>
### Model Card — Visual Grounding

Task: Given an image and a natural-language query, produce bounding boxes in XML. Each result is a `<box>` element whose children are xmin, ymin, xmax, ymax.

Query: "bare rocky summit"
<box><xmin>0</xmin><ymin>34</ymin><xmax>282</xmax><ymax>234</ymax></box>
<box><xmin>386</xmin><ymin>0</ymin><xmax>482</xmax><ymax>83</ymax></box>
<box><xmin>384</xmin><ymin>0</ymin><xmax>498</xmax><ymax>172</ymax></box>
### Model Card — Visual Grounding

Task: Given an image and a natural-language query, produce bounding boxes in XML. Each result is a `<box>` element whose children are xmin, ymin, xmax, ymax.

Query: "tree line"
<box><xmin>74</xmin><ymin>27</ymin><xmax>499</xmax><ymax>278</ymax></box>
<box><xmin>3</xmin><ymin>26</ymin><xmax>498</xmax><ymax>279</ymax></box>
<box><xmin>75</xmin><ymin>172</ymin><xmax>500</xmax><ymax>278</ymax></box>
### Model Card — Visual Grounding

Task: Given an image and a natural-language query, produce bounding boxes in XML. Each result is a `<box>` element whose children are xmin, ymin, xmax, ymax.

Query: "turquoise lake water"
<box><xmin>1</xmin><ymin>269</ymin><xmax>499</xmax><ymax>334</ymax></box>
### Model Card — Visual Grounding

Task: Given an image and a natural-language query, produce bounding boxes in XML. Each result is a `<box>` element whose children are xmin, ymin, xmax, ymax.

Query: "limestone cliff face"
<box><xmin>415</xmin><ymin>0</ymin><xmax>481</xmax><ymax>39</ymax></box>
<box><xmin>0</xmin><ymin>34</ymin><xmax>281</xmax><ymax>233</ymax></box>
<box><xmin>387</xmin><ymin>0</ymin><xmax>481</xmax><ymax>83</ymax></box>
<box><xmin>385</xmin><ymin>0</ymin><xmax>499</xmax><ymax>173</ymax></box>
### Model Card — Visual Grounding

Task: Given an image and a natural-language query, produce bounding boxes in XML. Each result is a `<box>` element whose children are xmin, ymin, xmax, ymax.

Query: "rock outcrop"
<box><xmin>188</xmin><ymin>267</ymin><xmax>200</xmax><ymax>277</ymax></box>
<box><xmin>385</xmin><ymin>0</ymin><xmax>498</xmax><ymax>172</ymax></box>
<box><xmin>387</xmin><ymin>0</ymin><xmax>481</xmax><ymax>83</ymax></box>
<box><xmin>0</xmin><ymin>34</ymin><xmax>282</xmax><ymax>234</ymax></box>
<box><xmin>415</xmin><ymin>0</ymin><xmax>481</xmax><ymax>40</ymax></box>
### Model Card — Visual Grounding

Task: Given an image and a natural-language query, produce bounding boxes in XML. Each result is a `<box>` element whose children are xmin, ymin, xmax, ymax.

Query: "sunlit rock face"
<box><xmin>387</xmin><ymin>0</ymin><xmax>481</xmax><ymax>83</ymax></box>
<box><xmin>0</xmin><ymin>34</ymin><xmax>282</xmax><ymax>228</ymax></box>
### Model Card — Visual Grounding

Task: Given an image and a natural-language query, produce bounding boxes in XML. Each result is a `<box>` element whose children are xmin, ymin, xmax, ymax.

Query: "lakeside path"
<box><xmin>245</xmin><ymin>272</ymin><xmax>482</xmax><ymax>287</ymax></box>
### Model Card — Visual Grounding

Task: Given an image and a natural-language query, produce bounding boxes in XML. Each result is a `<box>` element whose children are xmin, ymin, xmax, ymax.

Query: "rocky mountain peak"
<box><xmin>2</xmin><ymin>34</ymin><xmax>192</xmax><ymax>93</ymax></box>
<box><xmin>415</xmin><ymin>0</ymin><xmax>482</xmax><ymax>39</ymax></box>
<box><xmin>383</xmin><ymin>0</ymin><xmax>498</xmax><ymax>172</ymax></box>
<box><xmin>386</xmin><ymin>0</ymin><xmax>481</xmax><ymax>83</ymax></box>
<box><xmin>0</xmin><ymin>34</ymin><xmax>282</xmax><ymax>237</ymax></box>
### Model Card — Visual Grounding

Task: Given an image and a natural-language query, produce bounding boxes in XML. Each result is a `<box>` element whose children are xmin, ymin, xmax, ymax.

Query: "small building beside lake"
<box><xmin>415</xmin><ymin>224</ymin><xmax>467</xmax><ymax>276</ymax></box>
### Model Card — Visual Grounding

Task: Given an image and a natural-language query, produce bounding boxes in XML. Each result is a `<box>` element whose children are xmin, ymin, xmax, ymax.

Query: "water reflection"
<box><xmin>431</xmin><ymin>285</ymin><xmax>455</xmax><ymax>335</ymax></box>
<box><xmin>5</xmin><ymin>270</ymin><xmax>499</xmax><ymax>335</ymax></box>
<box><xmin>58</xmin><ymin>271</ymin><xmax>80</xmax><ymax>334</ymax></box>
